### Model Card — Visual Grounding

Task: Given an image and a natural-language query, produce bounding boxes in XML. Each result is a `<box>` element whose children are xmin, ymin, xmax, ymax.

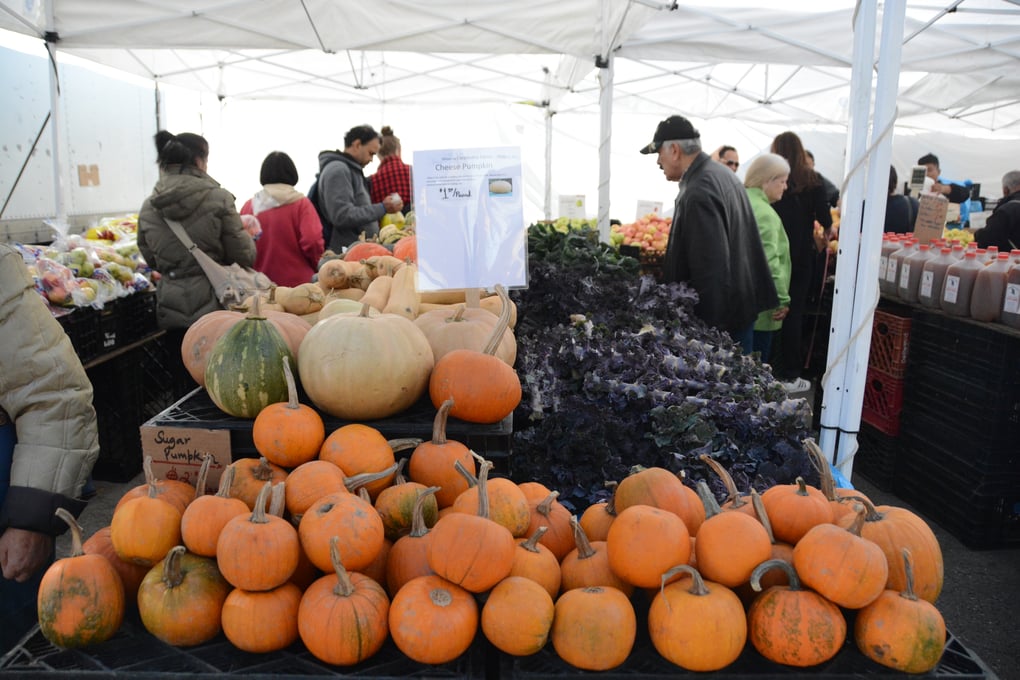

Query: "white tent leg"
<box><xmin>598</xmin><ymin>54</ymin><xmax>613</xmax><ymax>243</ymax></box>
<box><xmin>545</xmin><ymin>107</ymin><xmax>553</xmax><ymax>222</ymax></box>
<box><xmin>45</xmin><ymin>6</ymin><xmax>68</xmax><ymax>225</ymax></box>
<box><xmin>821</xmin><ymin>0</ymin><xmax>907</xmax><ymax>480</ymax></box>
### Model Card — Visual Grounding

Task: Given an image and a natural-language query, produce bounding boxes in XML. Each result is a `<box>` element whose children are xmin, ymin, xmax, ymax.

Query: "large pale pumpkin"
<box><xmin>298</xmin><ymin>304</ymin><xmax>435</xmax><ymax>420</ymax></box>
<box><xmin>414</xmin><ymin>303</ymin><xmax>516</xmax><ymax>365</ymax></box>
<box><xmin>204</xmin><ymin>300</ymin><xmax>295</xmax><ymax>418</ymax></box>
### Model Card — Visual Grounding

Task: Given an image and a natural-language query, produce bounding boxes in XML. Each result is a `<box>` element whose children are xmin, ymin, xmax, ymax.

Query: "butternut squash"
<box><xmin>362</xmin><ymin>255</ymin><xmax>406</xmax><ymax>279</ymax></box>
<box><xmin>360</xmin><ymin>275</ymin><xmax>394</xmax><ymax>312</ymax></box>
<box><xmin>383</xmin><ymin>262</ymin><xmax>420</xmax><ymax>320</ymax></box>
<box><xmin>277</xmin><ymin>283</ymin><xmax>326</xmax><ymax>315</ymax></box>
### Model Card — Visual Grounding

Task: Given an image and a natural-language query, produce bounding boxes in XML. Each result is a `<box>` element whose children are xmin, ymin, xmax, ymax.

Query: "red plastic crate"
<box><xmin>869</xmin><ymin>310</ymin><xmax>911</xmax><ymax>378</ymax></box>
<box><xmin>862</xmin><ymin>367</ymin><xmax>905</xmax><ymax>436</ymax></box>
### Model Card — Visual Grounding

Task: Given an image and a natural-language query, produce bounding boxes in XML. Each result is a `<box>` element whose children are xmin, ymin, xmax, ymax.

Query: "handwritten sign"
<box><xmin>913</xmin><ymin>192</ymin><xmax>948</xmax><ymax>244</ymax></box>
<box><xmin>140</xmin><ymin>425</ymin><xmax>231</xmax><ymax>495</ymax></box>
<box><xmin>412</xmin><ymin>147</ymin><xmax>527</xmax><ymax>291</ymax></box>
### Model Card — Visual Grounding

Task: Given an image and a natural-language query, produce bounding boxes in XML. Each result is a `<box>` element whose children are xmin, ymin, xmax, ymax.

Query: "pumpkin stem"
<box><xmin>252</xmin><ymin>457</ymin><xmax>277</xmax><ymax>482</ymax></box>
<box><xmin>215</xmin><ymin>464</ymin><xmax>236</xmax><ymax>499</ymax></box>
<box><xmin>249</xmin><ymin>483</ymin><xmax>273</xmax><ymax>525</ymax></box>
<box><xmin>269</xmin><ymin>481</ymin><xmax>287</xmax><ymax>517</ymax></box>
<box><xmin>804</xmin><ymin>438</ymin><xmax>838</xmax><ymax>501</ymax></box>
<box><xmin>344</xmin><ymin>463</ymin><xmax>400</xmax><ymax>494</ymax></box>
<box><xmin>408</xmin><ymin>487</ymin><xmax>441</xmax><ymax>538</ymax></box>
<box><xmin>569</xmin><ymin>515</ymin><xmax>597</xmax><ymax>560</ymax></box>
<box><xmin>537</xmin><ymin>491</ymin><xmax>560</xmax><ymax>518</ymax></box>
<box><xmin>327</xmin><ymin>536</ymin><xmax>357</xmax><ymax>597</ymax></box>
<box><xmin>449</xmin><ymin>305</ymin><xmax>467</xmax><ymax>323</ymax></box>
<box><xmin>248</xmin><ymin>291</ymin><xmax>265</xmax><ymax>319</ymax></box>
<box><xmin>475</xmin><ymin>460</ymin><xmax>495</xmax><ymax>520</ymax></box>
<box><xmin>392</xmin><ymin>458</ymin><xmax>409</xmax><ymax>485</ymax></box>
<box><xmin>388</xmin><ymin>437</ymin><xmax>423</xmax><ymax>454</ymax></box>
<box><xmin>453</xmin><ymin>459</ymin><xmax>478</xmax><ymax>488</ymax></box>
<box><xmin>357</xmin><ymin>487</ymin><xmax>371</xmax><ymax>502</ymax></box>
<box><xmin>659</xmin><ymin>563</ymin><xmax>709</xmax><ymax>597</ymax></box>
<box><xmin>699</xmin><ymin>454</ymin><xmax>748</xmax><ymax>510</ymax></box>
<box><xmin>282</xmin><ymin>357</ymin><xmax>300</xmax><ymax>410</ymax></box>
<box><xmin>899</xmin><ymin>548</ymin><xmax>919</xmax><ymax>602</ymax></box>
<box><xmin>431</xmin><ymin>399</ymin><xmax>455</xmax><ymax>445</ymax></box>
<box><xmin>142</xmin><ymin>455</ymin><xmax>156</xmax><ymax>488</ymax></box>
<box><xmin>750</xmin><ymin>488</ymin><xmax>778</xmax><ymax>545</ymax></box>
<box><xmin>838</xmin><ymin>494</ymin><xmax>884</xmax><ymax>522</ymax></box>
<box><xmin>358</xmin><ymin>302</ymin><xmax>373</xmax><ymax>317</ymax></box>
<box><xmin>794</xmin><ymin>476</ymin><xmax>810</xmax><ymax>497</ymax></box>
<box><xmin>750</xmin><ymin>558</ymin><xmax>801</xmax><ymax>593</ymax></box>
<box><xmin>695</xmin><ymin>480</ymin><xmax>723</xmax><ymax>520</ymax></box>
<box><xmin>604</xmin><ymin>481</ymin><xmax>618</xmax><ymax>516</ymax></box>
<box><xmin>481</xmin><ymin>284</ymin><xmax>511</xmax><ymax>356</ymax></box>
<box><xmin>194</xmin><ymin>454</ymin><xmax>213</xmax><ymax>500</ymax></box>
<box><xmin>846</xmin><ymin>503</ymin><xmax>868</xmax><ymax>537</ymax></box>
<box><xmin>162</xmin><ymin>545</ymin><xmax>188</xmax><ymax>589</ymax></box>
<box><xmin>54</xmin><ymin>507</ymin><xmax>86</xmax><ymax>557</ymax></box>
<box><xmin>520</xmin><ymin>526</ymin><xmax>548</xmax><ymax>553</ymax></box>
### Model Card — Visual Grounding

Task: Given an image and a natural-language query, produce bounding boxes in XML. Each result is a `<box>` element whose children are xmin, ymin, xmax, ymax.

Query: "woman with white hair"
<box><xmin>744</xmin><ymin>153</ymin><xmax>793</xmax><ymax>363</ymax></box>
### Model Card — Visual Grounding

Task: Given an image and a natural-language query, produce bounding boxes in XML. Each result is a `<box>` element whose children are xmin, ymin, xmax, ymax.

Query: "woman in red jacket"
<box><xmin>241</xmin><ymin>151</ymin><xmax>324</xmax><ymax>287</ymax></box>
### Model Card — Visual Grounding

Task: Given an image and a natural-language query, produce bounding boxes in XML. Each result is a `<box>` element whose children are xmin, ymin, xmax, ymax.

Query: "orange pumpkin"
<box><xmin>115</xmin><ymin>456</ymin><xmax>195</xmax><ymax>516</ymax></box>
<box><xmin>407</xmin><ymin>398</ymin><xmax>476</xmax><ymax>508</ymax></box>
<box><xmin>523</xmin><ymin>490</ymin><xmax>574</xmax><ymax>561</ymax></box>
<box><xmin>222</xmin><ymin>582</ymin><xmax>302</xmax><ymax>653</ymax></box>
<box><xmin>137</xmin><ymin>545</ymin><xmax>231</xmax><ymax>647</ymax></box>
<box><xmin>110</xmin><ymin>474</ymin><xmax>182</xmax><ymax>567</ymax></box>
<box><xmin>648</xmin><ymin>564</ymin><xmax>747</xmax><ymax>671</ymax></box>
<box><xmin>578</xmin><ymin>481</ymin><xmax>617</xmax><ymax>542</ymax></box>
<box><xmin>836</xmin><ymin>495</ymin><xmax>943</xmax><ymax>604</ymax></box>
<box><xmin>181</xmin><ymin>307</ymin><xmax>309</xmax><ymax>387</ymax></box>
<box><xmin>805</xmin><ymin>438</ymin><xmax>870</xmax><ymax>523</ymax></box>
<box><xmin>180</xmin><ymin>462</ymin><xmax>249</xmax><ymax>557</ymax></box>
<box><xmin>607</xmin><ymin>504</ymin><xmax>690</xmax><ymax>588</ymax></box>
<box><xmin>216</xmin><ymin>483</ymin><xmax>300</xmax><ymax>591</ymax></box>
<box><xmin>427</xmin><ymin>461</ymin><xmax>515</xmax><ymax>593</ymax></box>
<box><xmin>760</xmin><ymin>476</ymin><xmax>834</xmax><ymax>545</ymax></box>
<box><xmin>284</xmin><ymin>459</ymin><xmax>347</xmax><ymax>519</ymax></box>
<box><xmin>386</xmin><ymin>486</ymin><xmax>440</xmax><ymax>596</ymax></box>
<box><xmin>319</xmin><ymin>424</ymin><xmax>412</xmax><ymax>500</ymax></box>
<box><xmin>481</xmin><ymin>576</ymin><xmax>554</xmax><ymax>657</ymax></box>
<box><xmin>854</xmin><ymin>548</ymin><xmax>947</xmax><ymax>674</ymax></box>
<box><xmin>793</xmin><ymin>503</ymin><xmax>889</xmax><ymax>609</ymax></box>
<box><xmin>508</xmin><ymin>526</ymin><xmax>562</xmax><ymax>600</ymax></box>
<box><xmin>560</xmin><ymin>516</ymin><xmax>633</xmax><ymax>596</ymax></box>
<box><xmin>298</xmin><ymin>536</ymin><xmax>391</xmax><ymax>666</ymax></box>
<box><xmin>449</xmin><ymin>460</ymin><xmax>530</xmax><ymax>537</ymax></box>
<box><xmin>299</xmin><ymin>490</ymin><xmax>385</xmax><ymax>573</ymax></box>
<box><xmin>428</xmin><ymin>284</ymin><xmax>521</xmax><ymax>423</ymax></box>
<box><xmin>388</xmin><ymin>574</ymin><xmax>478</xmax><ymax>665</ymax></box>
<box><xmin>230</xmin><ymin>456</ymin><xmax>288</xmax><ymax>511</ymax></box>
<box><xmin>747</xmin><ymin>558</ymin><xmax>847</xmax><ymax>667</ymax></box>
<box><xmin>343</xmin><ymin>240</ymin><xmax>391</xmax><ymax>262</ymax></box>
<box><xmin>691</xmin><ymin>480</ymin><xmax>771</xmax><ymax>588</ymax></box>
<box><xmin>551</xmin><ymin>586</ymin><xmax>636</xmax><ymax>671</ymax></box>
<box><xmin>251</xmin><ymin>358</ymin><xmax>324</xmax><ymax>468</ymax></box>
<box><xmin>374</xmin><ymin>458</ymin><xmax>438</xmax><ymax>541</ymax></box>
<box><xmin>613</xmin><ymin>466</ymin><xmax>704</xmax><ymax>536</ymax></box>
<box><xmin>392</xmin><ymin>234</ymin><xmax>417</xmax><ymax>263</ymax></box>
<box><xmin>38</xmin><ymin>509</ymin><xmax>125</xmax><ymax>648</ymax></box>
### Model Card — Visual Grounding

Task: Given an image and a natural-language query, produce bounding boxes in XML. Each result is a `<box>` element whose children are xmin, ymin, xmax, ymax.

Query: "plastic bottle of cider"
<box><xmin>940</xmin><ymin>251</ymin><xmax>983</xmax><ymax>317</ymax></box>
<box><xmin>971</xmin><ymin>253</ymin><xmax>1012</xmax><ymax>322</ymax></box>
<box><xmin>879</xmin><ymin>235</ymin><xmax>904</xmax><ymax>296</ymax></box>
<box><xmin>919</xmin><ymin>247</ymin><xmax>954</xmax><ymax>309</ymax></box>
<box><xmin>885</xmin><ymin>239</ymin><xmax>916</xmax><ymax>299</ymax></box>
<box><xmin>1002</xmin><ymin>259</ymin><xmax>1020</xmax><ymax>329</ymax></box>
<box><xmin>898</xmin><ymin>244</ymin><xmax>934</xmax><ymax>303</ymax></box>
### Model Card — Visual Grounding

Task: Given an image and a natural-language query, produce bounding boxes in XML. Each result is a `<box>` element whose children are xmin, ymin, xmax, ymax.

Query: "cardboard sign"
<box><xmin>913</xmin><ymin>192</ymin><xmax>948</xmax><ymax>244</ymax></box>
<box><xmin>140</xmin><ymin>425</ymin><xmax>231</xmax><ymax>495</ymax></box>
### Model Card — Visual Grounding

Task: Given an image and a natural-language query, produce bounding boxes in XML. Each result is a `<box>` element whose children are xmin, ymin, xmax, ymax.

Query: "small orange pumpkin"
<box><xmin>251</xmin><ymin>358</ymin><xmax>325</xmax><ymax>468</ymax></box>
<box><xmin>523</xmin><ymin>490</ymin><xmax>574</xmax><ymax>561</ymax></box>
<box><xmin>180</xmin><ymin>460</ymin><xmax>249</xmax><ymax>558</ymax></box>
<box><xmin>137</xmin><ymin>545</ymin><xmax>231</xmax><ymax>647</ymax></box>
<box><xmin>508</xmin><ymin>526</ymin><xmax>562</xmax><ymax>600</ymax></box>
<box><xmin>481</xmin><ymin>576</ymin><xmax>554</xmax><ymax>657</ymax></box>
<box><xmin>388</xmin><ymin>574</ymin><xmax>478</xmax><ymax>665</ymax></box>
<box><xmin>691</xmin><ymin>480</ymin><xmax>771</xmax><ymax>588</ymax></box>
<box><xmin>613</xmin><ymin>466</ymin><xmax>704</xmax><ymax>536</ymax></box>
<box><xmin>578</xmin><ymin>481</ymin><xmax>618</xmax><ymax>542</ymax></box>
<box><xmin>607</xmin><ymin>503</ymin><xmax>690</xmax><ymax>589</ymax></box>
<box><xmin>449</xmin><ymin>458</ymin><xmax>530</xmax><ymax>537</ymax></box>
<box><xmin>386</xmin><ymin>486</ymin><xmax>440</xmax><ymax>596</ymax></box>
<box><xmin>216</xmin><ymin>482</ymin><xmax>301</xmax><ymax>591</ymax></box>
<box><xmin>110</xmin><ymin>473</ymin><xmax>183</xmax><ymax>567</ymax></box>
<box><xmin>221</xmin><ymin>582</ymin><xmax>302</xmax><ymax>653</ymax></box>
<box><xmin>374</xmin><ymin>458</ymin><xmax>438</xmax><ymax>541</ymax></box>
<box><xmin>760</xmin><ymin>476</ymin><xmax>834</xmax><ymax>545</ymax></box>
<box><xmin>299</xmin><ymin>489</ymin><xmax>385</xmax><ymax>573</ymax></box>
<box><xmin>319</xmin><ymin>424</ymin><xmax>405</xmax><ymax>500</ymax></box>
<box><xmin>115</xmin><ymin>456</ymin><xmax>195</xmax><ymax>516</ymax></box>
<box><xmin>284</xmin><ymin>459</ymin><xmax>347</xmax><ymax>519</ymax></box>
<box><xmin>407</xmin><ymin>398</ymin><xmax>476</xmax><ymax>508</ymax></box>
<box><xmin>560</xmin><ymin>516</ymin><xmax>633</xmax><ymax>596</ymax></box>
<box><xmin>551</xmin><ymin>586</ymin><xmax>636</xmax><ymax>671</ymax></box>
<box><xmin>82</xmin><ymin>525</ymin><xmax>151</xmax><ymax>602</ymax></box>
<box><xmin>230</xmin><ymin>456</ymin><xmax>288</xmax><ymax>511</ymax></box>
<box><xmin>38</xmin><ymin>509</ymin><xmax>125</xmax><ymax>648</ymax></box>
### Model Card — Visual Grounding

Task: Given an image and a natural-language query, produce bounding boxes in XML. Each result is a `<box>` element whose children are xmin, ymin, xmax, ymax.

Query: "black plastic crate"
<box><xmin>906</xmin><ymin>309</ymin><xmax>1020</xmax><ymax>381</ymax></box>
<box><xmin>117</xmin><ymin>291</ymin><xmax>159</xmax><ymax>344</ymax></box>
<box><xmin>895</xmin><ymin>440</ymin><xmax>1020</xmax><ymax>549</ymax></box>
<box><xmin>854</xmin><ymin>422</ymin><xmax>901</xmax><ymax>491</ymax></box>
<box><xmin>1</xmin><ymin>617</ymin><xmax>483</xmax><ymax>678</ymax></box>
<box><xmin>56</xmin><ymin>306</ymin><xmax>101</xmax><ymax>364</ymax></box>
<box><xmin>900</xmin><ymin>407</ymin><xmax>1020</xmax><ymax>479</ymax></box>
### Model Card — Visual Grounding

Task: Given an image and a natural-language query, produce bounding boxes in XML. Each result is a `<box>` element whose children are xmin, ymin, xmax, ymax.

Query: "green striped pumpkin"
<box><xmin>205</xmin><ymin>300</ymin><xmax>295</xmax><ymax>418</ymax></box>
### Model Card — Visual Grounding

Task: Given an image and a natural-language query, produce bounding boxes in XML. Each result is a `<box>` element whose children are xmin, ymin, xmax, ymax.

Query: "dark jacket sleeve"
<box><xmin>974</xmin><ymin>197</ymin><xmax>1020</xmax><ymax>251</ymax></box>
<box><xmin>321</xmin><ymin>163</ymin><xmax>386</xmax><ymax>233</ymax></box>
<box><xmin>945</xmin><ymin>183</ymin><xmax>971</xmax><ymax>204</ymax></box>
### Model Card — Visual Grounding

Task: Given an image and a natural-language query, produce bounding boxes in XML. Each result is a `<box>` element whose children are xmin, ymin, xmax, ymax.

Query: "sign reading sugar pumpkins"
<box><xmin>412</xmin><ymin>147</ymin><xmax>527</xmax><ymax>291</ymax></box>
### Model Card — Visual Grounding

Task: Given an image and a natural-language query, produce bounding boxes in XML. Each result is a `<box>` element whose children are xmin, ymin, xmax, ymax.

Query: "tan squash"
<box><xmin>360</xmin><ymin>275</ymin><xmax>394</xmax><ymax>311</ymax></box>
<box><xmin>383</xmin><ymin>261</ymin><xmax>420</xmax><ymax>320</ymax></box>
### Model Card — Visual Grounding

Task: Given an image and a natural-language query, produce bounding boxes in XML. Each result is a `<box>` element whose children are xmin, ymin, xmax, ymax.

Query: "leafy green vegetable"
<box><xmin>510</xmin><ymin>223</ymin><xmax>816</xmax><ymax>511</ymax></box>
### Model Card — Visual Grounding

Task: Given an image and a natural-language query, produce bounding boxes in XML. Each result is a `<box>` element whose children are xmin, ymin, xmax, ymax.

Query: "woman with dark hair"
<box><xmin>137</xmin><ymin>130</ymin><xmax>256</xmax><ymax>398</ymax></box>
<box><xmin>240</xmin><ymin>151</ymin><xmax>324</xmax><ymax>287</ymax></box>
<box><xmin>768</xmin><ymin>131</ymin><xmax>833</xmax><ymax>393</ymax></box>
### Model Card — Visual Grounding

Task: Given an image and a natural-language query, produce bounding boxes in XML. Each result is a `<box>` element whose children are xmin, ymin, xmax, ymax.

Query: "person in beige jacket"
<box><xmin>0</xmin><ymin>242</ymin><xmax>100</xmax><ymax>651</ymax></box>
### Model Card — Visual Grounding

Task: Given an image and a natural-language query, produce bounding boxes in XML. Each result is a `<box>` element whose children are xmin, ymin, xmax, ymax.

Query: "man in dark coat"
<box><xmin>640</xmin><ymin>115</ymin><xmax>778</xmax><ymax>351</ymax></box>
<box><xmin>975</xmin><ymin>170</ymin><xmax>1020</xmax><ymax>252</ymax></box>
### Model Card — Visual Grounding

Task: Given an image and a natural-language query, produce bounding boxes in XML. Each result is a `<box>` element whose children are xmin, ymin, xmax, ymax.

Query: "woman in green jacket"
<box><xmin>744</xmin><ymin>153</ymin><xmax>792</xmax><ymax>363</ymax></box>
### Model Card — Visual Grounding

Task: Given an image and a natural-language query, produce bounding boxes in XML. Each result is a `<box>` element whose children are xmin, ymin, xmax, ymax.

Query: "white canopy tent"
<box><xmin>3</xmin><ymin>0</ymin><xmax>1020</xmax><ymax>479</ymax></box>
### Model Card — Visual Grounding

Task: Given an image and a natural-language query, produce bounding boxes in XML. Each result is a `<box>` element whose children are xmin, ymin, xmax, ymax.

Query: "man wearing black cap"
<box><xmin>640</xmin><ymin>115</ymin><xmax>778</xmax><ymax>351</ymax></box>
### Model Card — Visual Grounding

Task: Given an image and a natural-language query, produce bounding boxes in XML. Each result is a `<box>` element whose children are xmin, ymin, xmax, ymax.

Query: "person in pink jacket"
<box><xmin>241</xmin><ymin>151</ymin><xmax>325</xmax><ymax>287</ymax></box>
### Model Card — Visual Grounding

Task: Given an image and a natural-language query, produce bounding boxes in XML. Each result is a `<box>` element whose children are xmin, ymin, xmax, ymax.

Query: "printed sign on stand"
<box><xmin>557</xmin><ymin>195</ymin><xmax>587</xmax><ymax>219</ymax></box>
<box><xmin>413</xmin><ymin>147</ymin><xmax>528</xmax><ymax>291</ymax></box>
<box><xmin>635</xmin><ymin>200</ymin><xmax>663</xmax><ymax>220</ymax></box>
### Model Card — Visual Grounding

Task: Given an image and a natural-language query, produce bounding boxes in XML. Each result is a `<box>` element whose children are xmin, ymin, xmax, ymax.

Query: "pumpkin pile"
<box><xmin>182</xmin><ymin>254</ymin><xmax>520</xmax><ymax>426</ymax></box>
<box><xmin>45</xmin><ymin>429</ymin><xmax>948</xmax><ymax>674</ymax></box>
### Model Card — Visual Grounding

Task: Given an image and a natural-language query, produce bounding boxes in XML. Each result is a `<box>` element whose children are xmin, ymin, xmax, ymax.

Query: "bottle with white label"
<box><xmin>940</xmin><ymin>251</ymin><xmax>983</xmax><ymax>317</ymax></box>
<box><xmin>885</xmin><ymin>239</ymin><xmax>916</xmax><ymax>300</ymax></box>
<box><xmin>918</xmin><ymin>247</ymin><xmax>954</xmax><ymax>309</ymax></box>
<box><xmin>971</xmin><ymin>253</ymin><xmax>1012</xmax><ymax>322</ymax></box>
<box><xmin>1002</xmin><ymin>260</ymin><xmax>1020</xmax><ymax>329</ymax></box>
<box><xmin>878</xmin><ymin>235</ymin><xmax>904</xmax><ymax>296</ymax></box>
<box><xmin>898</xmin><ymin>244</ymin><xmax>934</xmax><ymax>303</ymax></box>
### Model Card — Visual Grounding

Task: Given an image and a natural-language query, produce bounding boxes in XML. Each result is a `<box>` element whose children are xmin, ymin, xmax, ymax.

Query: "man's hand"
<box><xmin>772</xmin><ymin>305</ymin><xmax>790</xmax><ymax>321</ymax></box>
<box><xmin>0</xmin><ymin>528</ymin><xmax>54</xmax><ymax>582</ymax></box>
<box><xmin>383</xmin><ymin>193</ymin><xmax>404</xmax><ymax>214</ymax></box>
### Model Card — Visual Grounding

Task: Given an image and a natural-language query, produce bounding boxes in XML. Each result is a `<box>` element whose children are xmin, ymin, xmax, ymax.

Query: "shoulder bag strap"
<box><xmin>162</xmin><ymin>216</ymin><xmax>232</xmax><ymax>295</ymax></box>
<box><xmin>164</xmin><ymin>217</ymin><xmax>199</xmax><ymax>252</ymax></box>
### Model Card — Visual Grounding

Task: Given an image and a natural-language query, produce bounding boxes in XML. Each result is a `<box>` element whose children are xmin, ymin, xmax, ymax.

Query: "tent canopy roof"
<box><xmin>3</xmin><ymin>0</ymin><xmax>1020</xmax><ymax>132</ymax></box>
